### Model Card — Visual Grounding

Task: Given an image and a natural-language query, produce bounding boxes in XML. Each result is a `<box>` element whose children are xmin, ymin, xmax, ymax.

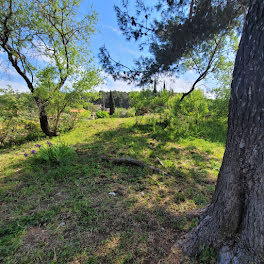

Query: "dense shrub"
<box><xmin>96</xmin><ymin>110</ymin><xmax>109</xmax><ymax>118</ymax></box>
<box><xmin>132</xmin><ymin>89</ymin><xmax>228</xmax><ymax>143</ymax></box>
<box><xmin>112</xmin><ymin>108</ymin><xmax>135</xmax><ymax>118</ymax></box>
<box><xmin>0</xmin><ymin>88</ymin><xmax>43</xmax><ymax>146</ymax></box>
<box><xmin>77</xmin><ymin>110</ymin><xmax>91</xmax><ymax>121</ymax></box>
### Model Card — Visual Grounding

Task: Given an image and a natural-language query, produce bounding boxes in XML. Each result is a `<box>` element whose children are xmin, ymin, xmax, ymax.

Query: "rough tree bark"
<box><xmin>37</xmin><ymin>102</ymin><xmax>57</xmax><ymax>137</ymax></box>
<box><xmin>177</xmin><ymin>1</ymin><xmax>264</xmax><ymax>263</ymax></box>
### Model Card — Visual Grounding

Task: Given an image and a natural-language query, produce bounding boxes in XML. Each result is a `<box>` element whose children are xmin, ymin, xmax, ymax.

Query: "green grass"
<box><xmin>0</xmin><ymin>117</ymin><xmax>225</xmax><ymax>264</ymax></box>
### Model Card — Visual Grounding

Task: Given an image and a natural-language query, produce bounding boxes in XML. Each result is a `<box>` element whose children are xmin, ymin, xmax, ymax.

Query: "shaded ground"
<box><xmin>0</xmin><ymin>118</ymin><xmax>224</xmax><ymax>264</ymax></box>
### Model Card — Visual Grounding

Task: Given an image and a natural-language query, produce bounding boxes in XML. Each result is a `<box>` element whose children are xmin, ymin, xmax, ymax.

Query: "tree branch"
<box><xmin>180</xmin><ymin>39</ymin><xmax>222</xmax><ymax>101</ymax></box>
<box><xmin>102</xmin><ymin>156</ymin><xmax>169</xmax><ymax>175</ymax></box>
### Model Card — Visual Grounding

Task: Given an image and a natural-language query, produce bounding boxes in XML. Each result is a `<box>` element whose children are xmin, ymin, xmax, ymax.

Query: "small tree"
<box><xmin>130</xmin><ymin>89</ymin><xmax>154</xmax><ymax>116</ymax></box>
<box><xmin>153</xmin><ymin>79</ymin><xmax>158</xmax><ymax>94</ymax></box>
<box><xmin>0</xmin><ymin>0</ymin><xmax>101</xmax><ymax>136</ymax></box>
<box><xmin>109</xmin><ymin>90</ymin><xmax>115</xmax><ymax>115</ymax></box>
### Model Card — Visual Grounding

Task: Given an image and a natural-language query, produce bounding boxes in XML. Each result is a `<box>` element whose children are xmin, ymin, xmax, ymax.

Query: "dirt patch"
<box><xmin>21</xmin><ymin>226</ymin><xmax>50</xmax><ymax>251</ymax></box>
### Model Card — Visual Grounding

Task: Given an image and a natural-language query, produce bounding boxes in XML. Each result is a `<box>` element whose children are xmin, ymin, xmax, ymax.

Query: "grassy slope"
<box><xmin>0</xmin><ymin>118</ymin><xmax>224</xmax><ymax>264</ymax></box>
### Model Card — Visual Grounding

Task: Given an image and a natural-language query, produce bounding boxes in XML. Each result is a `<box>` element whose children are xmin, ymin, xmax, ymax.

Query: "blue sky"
<box><xmin>0</xmin><ymin>0</ymin><xmax>207</xmax><ymax>94</ymax></box>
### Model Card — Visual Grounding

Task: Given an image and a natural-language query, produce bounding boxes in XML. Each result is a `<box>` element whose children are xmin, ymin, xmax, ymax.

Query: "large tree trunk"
<box><xmin>36</xmin><ymin>101</ymin><xmax>57</xmax><ymax>137</ymax></box>
<box><xmin>177</xmin><ymin>1</ymin><xmax>264</xmax><ymax>263</ymax></box>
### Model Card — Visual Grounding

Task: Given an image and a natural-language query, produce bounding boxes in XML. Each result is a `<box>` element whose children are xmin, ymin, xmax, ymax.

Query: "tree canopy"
<box><xmin>0</xmin><ymin>0</ymin><xmax>101</xmax><ymax>136</ymax></box>
<box><xmin>99</xmin><ymin>0</ymin><xmax>248</xmax><ymax>86</ymax></box>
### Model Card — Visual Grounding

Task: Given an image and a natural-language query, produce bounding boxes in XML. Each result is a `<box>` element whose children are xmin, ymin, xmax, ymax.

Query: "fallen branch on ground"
<box><xmin>101</xmin><ymin>156</ymin><xmax>169</xmax><ymax>175</ymax></box>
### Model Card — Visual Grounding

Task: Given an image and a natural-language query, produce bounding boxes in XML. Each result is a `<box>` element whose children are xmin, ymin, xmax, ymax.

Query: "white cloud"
<box><xmin>155</xmin><ymin>74</ymin><xmax>192</xmax><ymax>93</ymax></box>
<box><xmin>28</xmin><ymin>40</ymin><xmax>55</xmax><ymax>65</ymax></box>
<box><xmin>103</xmin><ymin>24</ymin><xmax>122</xmax><ymax>35</ymax></box>
<box><xmin>122</xmin><ymin>47</ymin><xmax>143</xmax><ymax>57</ymax></box>
<box><xmin>98</xmin><ymin>73</ymin><xmax>139</xmax><ymax>92</ymax></box>
<box><xmin>0</xmin><ymin>80</ymin><xmax>28</xmax><ymax>92</ymax></box>
<box><xmin>96</xmin><ymin>72</ymin><xmax>193</xmax><ymax>93</ymax></box>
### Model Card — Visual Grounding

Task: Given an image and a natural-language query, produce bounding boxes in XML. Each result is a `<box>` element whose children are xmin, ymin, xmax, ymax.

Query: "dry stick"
<box><xmin>101</xmin><ymin>156</ymin><xmax>169</xmax><ymax>175</ymax></box>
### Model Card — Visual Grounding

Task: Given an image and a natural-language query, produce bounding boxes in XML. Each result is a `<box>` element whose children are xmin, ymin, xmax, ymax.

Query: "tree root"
<box><xmin>101</xmin><ymin>156</ymin><xmax>169</xmax><ymax>175</ymax></box>
<box><xmin>174</xmin><ymin>214</ymin><xmax>259</xmax><ymax>264</ymax></box>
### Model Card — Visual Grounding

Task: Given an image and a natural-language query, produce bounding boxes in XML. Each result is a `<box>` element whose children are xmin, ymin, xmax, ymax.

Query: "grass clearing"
<box><xmin>0</xmin><ymin>117</ymin><xmax>224</xmax><ymax>263</ymax></box>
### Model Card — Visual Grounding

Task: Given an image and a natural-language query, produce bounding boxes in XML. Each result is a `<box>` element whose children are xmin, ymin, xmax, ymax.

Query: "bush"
<box><xmin>77</xmin><ymin>110</ymin><xmax>91</xmax><ymax>121</ymax></box>
<box><xmin>32</xmin><ymin>142</ymin><xmax>76</xmax><ymax>165</ymax></box>
<box><xmin>85</xmin><ymin>102</ymin><xmax>100</xmax><ymax>112</ymax></box>
<box><xmin>23</xmin><ymin>120</ymin><xmax>40</xmax><ymax>132</ymax></box>
<box><xmin>96</xmin><ymin>110</ymin><xmax>109</xmax><ymax>119</ymax></box>
<box><xmin>112</xmin><ymin>108</ymin><xmax>135</xmax><ymax>118</ymax></box>
<box><xmin>56</xmin><ymin>112</ymin><xmax>80</xmax><ymax>132</ymax></box>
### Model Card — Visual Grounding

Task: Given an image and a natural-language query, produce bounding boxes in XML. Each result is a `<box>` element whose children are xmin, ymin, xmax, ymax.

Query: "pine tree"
<box><xmin>101</xmin><ymin>2</ymin><xmax>264</xmax><ymax>261</ymax></box>
<box><xmin>153</xmin><ymin>80</ymin><xmax>158</xmax><ymax>94</ymax></box>
<box><xmin>109</xmin><ymin>91</ymin><xmax>115</xmax><ymax>115</ymax></box>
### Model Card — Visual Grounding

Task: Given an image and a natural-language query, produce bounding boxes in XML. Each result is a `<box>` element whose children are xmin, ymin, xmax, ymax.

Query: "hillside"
<box><xmin>0</xmin><ymin>117</ymin><xmax>224</xmax><ymax>264</ymax></box>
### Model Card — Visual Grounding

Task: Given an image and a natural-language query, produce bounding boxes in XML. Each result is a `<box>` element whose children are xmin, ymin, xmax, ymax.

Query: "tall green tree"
<box><xmin>109</xmin><ymin>90</ymin><xmax>115</xmax><ymax>115</ymax></box>
<box><xmin>177</xmin><ymin>3</ymin><xmax>264</xmax><ymax>263</ymax></box>
<box><xmin>0</xmin><ymin>0</ymin><xmax>101</xmax><ymax>136</ymax></box>
<box><xmin>99</xmin><ymin>0</ymin><xmax>248</xmax><ymax>86</ymax></box>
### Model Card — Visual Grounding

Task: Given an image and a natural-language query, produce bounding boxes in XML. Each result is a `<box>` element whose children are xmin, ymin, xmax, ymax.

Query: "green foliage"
<box><xmin>112</xmin><ymin>108</ymin><xmax>135</xmax><ymax>118</ymax></box>
<box><xmin>209</xmin><ymin>59</ymin><xmax>234</xmax><ymax>120</ymax></box>
<box><xmin>189</xmin><ymin>217</ymin><xmax>199</xmax><ymax>229</ymax></box>
<box><xmin>0</xmin><ymin>87</ymin><xmax>22</xmax><ymax>144</ymax></box>
<box><xmin>173</xmin><ymin>90</ymin><xmax>209</xmax><ymax>121</ymax></box>
<box><xmin>168</xmin><ymin>90</ymin><xmax>225</xmax><ymax>142</ymax></box>
<box><xmin>35</xmin><ymin>66</ymin><xmax>102</xmax><ymax>133</ymax></box>
<box><xmin>150</xmin><ymin>89</ymin><xmax>171</xmax><ymax>122</ymax></box>
<box><xmin>182</xmin><ymin>31</ymin><xmax>238</xmax><ymax>86</ymax></box>
<box><xmin>130</xmin><ymin>89</ymin><xmax>227</xmax><ymax>143</ymax></box>
<box><xmin>85</xmin><ymin>102</ymin><xmax>100</xmax><ymax>112</ymax></box>
<box><xmin>99</xmin><ymin>0</ymin><xmax>246</xmax><ymax>85</ymax></box>
<box><xmin>58</xmin><ymin>110</ymin><xmax>92</xmax><ymax>132</ymax></box>
<box><xmin>96</xmin><ymin>110</ymin><xmax>109</xmax><ymax>119</ymax></box>
<box><xmin>0</xmin><ymin>87</ymin><xmax>42</xmax><ymax>146</ymax></box>
<box><xmin>34</xmin><ymin>142</ymin><xmax>76</xmax><ymax>165</ymax></box>
<box><xmin>170</xmin><ymin>90</ymin><xmax>226</xmax><ymax>142</ymax></box>
<box><xmin>78</xmin><ymin>110</ymin><xmax>91</xmax><ymax>121</ymax></box>
<box><xmin>0</xmin><ymin>0</ymin><xmax>102</xmax><ymax>135</ymax></box>
<box><xmin>130</xmin><ymin>88</ymin><xmax>170</xmax><ymax>118</ymax></box>
<box><xmin>24</xmin><ymin>120</ymin><xmax>39</xmax><ymax>131</ymax></box>
<box><xmin>94</xmin><ymin>91</ymin><xmax>131</xmax><ymax>109</ymax></box>
<box><xmin>130</xmin><ymin>89</ymin><xmax>154</xmax><ymax>116</ymax></box>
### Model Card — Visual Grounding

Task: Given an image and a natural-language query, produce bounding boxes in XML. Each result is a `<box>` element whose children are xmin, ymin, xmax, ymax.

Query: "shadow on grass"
<box><xmin>0</xmin><ymin>131</ymin><xmax>46</xmax><ymax>151</ymax></box>
<box><xmin>0</xmin><ymin>122</ymin><xmax>218</xmax><ymax>264</ymax></box>
<box><xmin>133</xmin><ymin>119</ymin><xmax>227</xmax><ymax>145</ymax></box>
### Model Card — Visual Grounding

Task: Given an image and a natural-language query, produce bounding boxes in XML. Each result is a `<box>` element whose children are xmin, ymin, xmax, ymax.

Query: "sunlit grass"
<box><xmin>0</xmin><ymin>117</ymin><xmax>225</xmax><ymax>264</ymax></box>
